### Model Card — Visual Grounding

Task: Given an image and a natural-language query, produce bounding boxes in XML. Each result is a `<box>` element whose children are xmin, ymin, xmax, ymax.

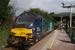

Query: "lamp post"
<box><xmin>69</xmin><ymin>7</ymin><xmax>73</xmax><ymax>41</ymax></box>
<box><xmin>61</xmin><ymin>3</ymin><xmax>75</xmax><ymax>41</ymax></box>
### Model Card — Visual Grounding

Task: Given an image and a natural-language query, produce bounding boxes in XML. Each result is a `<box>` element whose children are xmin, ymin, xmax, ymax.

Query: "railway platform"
<box><xmin>29</xmin><ymin>29</ymin><xmax>75</xmax><ymax>50</ymax></box>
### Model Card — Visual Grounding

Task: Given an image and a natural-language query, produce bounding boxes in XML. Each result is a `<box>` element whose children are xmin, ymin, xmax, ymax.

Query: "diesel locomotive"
<box><xmin>7</xmin><ymin>12</ymin><xmax>43</xmax><ymax>49</ymax></box>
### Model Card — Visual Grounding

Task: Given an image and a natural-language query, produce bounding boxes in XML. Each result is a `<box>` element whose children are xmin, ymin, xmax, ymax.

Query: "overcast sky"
<box><xmin>9</xmin><ymin>0</ymin><xmax>75</xmax><ymax>16</ymax></box>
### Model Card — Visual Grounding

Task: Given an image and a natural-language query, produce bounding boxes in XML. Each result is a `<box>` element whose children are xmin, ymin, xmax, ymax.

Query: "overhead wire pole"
<box><xmin>69</xmin><ymin>7</ymin><xmax>72</xmax><ymax>40</ymax></box>
<box><xmin>61</xmin><ymin>2</ymin><xmax>75</xmax><ymax>42</ymax></box>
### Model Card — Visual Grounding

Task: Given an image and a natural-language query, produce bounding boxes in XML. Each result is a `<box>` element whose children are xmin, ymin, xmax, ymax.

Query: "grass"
<box><xmin>0</xmin><ymin>23</ymin><xmax>11</xmax><ymax>46</ymax></box>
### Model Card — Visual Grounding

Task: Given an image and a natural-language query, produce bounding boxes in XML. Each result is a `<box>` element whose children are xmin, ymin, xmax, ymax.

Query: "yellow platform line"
<box><xmin>47</xmin><ymin>30</ymin><xmax>59</xmax><ymax>50</ymax></box>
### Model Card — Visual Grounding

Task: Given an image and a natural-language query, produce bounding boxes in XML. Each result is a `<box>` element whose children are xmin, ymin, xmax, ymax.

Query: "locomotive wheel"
<box><xmin>32</xmin><ymin>36</ymin><xmax>39</xmax><ymax>43</ymax></box>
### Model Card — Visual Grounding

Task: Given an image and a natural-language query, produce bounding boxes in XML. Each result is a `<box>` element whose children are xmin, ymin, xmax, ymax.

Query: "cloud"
<box><xmin>10</xmin><ymin>0</ymin><xmax>75</xmax><ymax>16</ymax></box>
<box><xmin>63</xmin><ymin>0</ymin><xmax>75</xmax><ymax>2</ymax></box>
<box><xmin>30</xmin><ymin>0</ymin><xmax>66</xmax><ymax>13</ymax></box>
<box><xmin>10</xmin><ymin>0</ymin><xmax>33</xmax><ymax>16</ymax></box>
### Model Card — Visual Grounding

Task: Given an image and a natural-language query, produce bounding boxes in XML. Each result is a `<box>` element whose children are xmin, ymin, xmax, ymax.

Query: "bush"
<box><xmin>0</xmin><ymin>23</ymin><xmax>11</xmax><ymax>46</ymax></box>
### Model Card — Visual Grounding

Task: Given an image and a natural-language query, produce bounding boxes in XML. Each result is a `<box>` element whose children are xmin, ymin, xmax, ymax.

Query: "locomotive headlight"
<box><xmin>11</xmin><ymin>32</ymin><xmax>15</xmax><ymax>35</ymax></box>
<box><xmin>28</xmin><ymin>23</ymin><xmax>33</xmax><ymax>28</ymax></box>
<box><xmin>26</xmin><ymin>33</ymin><xmax>32</xmax><ymax>36</ymax></box>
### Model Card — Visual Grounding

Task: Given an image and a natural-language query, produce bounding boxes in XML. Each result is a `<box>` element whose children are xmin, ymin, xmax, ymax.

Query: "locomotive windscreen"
<box><xmin>16</xmin><ymin>16</ymin><xmax>33</xmax><ymax>24</ymax></box>
<box><xmin>15</xmin><ymin>15</ymin><xmax>34</xmax><ymax>28</ymax></box>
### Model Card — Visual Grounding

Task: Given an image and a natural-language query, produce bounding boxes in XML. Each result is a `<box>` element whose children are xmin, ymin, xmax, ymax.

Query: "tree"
<box><xmin>29</xmin><ymin>8</ymin><xmax>55</xmax><ymax>21</ymax></box>
<box><xmin>0</xmin><ymin>0</ymin><xmax>14</xmax><ymax>24</ymax></box>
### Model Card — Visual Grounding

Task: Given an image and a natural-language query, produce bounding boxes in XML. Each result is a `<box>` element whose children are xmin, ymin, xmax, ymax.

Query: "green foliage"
<box><xmin>0</xmin><ymin>23</ymin><xmax>11</xmax><ymax>46</ymax></box>
<box><xmin>0</xmin><ymin>0</ymin><xmax>14</xmax><ymax>20</ymax></box>
<box><xmin>29</xmin><ymin>8</ymin><xmax>55</xmax><ymax>21</ymax></box>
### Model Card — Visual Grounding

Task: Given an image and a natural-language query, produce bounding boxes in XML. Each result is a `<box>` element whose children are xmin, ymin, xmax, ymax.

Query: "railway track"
<box><xmin>2</xmin><ymin>47</ymin><xmax>17</xmax><ymax>50</ymax></box>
